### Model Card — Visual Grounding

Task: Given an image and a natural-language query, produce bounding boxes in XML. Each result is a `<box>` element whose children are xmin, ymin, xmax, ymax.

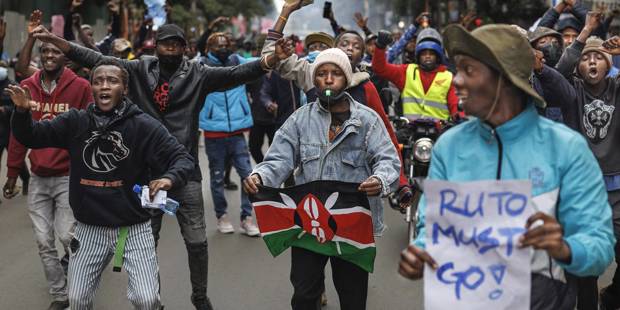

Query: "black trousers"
<box><xmin>248</xmin><ymin>123</ymin><xmax>277</xmax><ymax>164</ymax></box>
<box><xmin>290</xmin><ymin>247</ymin><xmax>368</xmax><ymax>310</ymax></box>
<box><xmin>572</xmin><ymin>189</ymin><xmax>620</xmax><ymax>309</ymax></box>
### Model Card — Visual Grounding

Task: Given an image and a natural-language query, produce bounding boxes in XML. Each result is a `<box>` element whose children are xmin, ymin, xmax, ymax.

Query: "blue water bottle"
<box><xmin>132</xmin><ymin>184</ymin><xmax>179</xmax><ymax>216</ymax></box>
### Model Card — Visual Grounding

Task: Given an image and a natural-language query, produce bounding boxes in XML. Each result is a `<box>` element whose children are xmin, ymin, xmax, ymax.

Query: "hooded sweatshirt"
<box><xmin>7</xmin><ymin>68</ymin><xmax>92</xmax><ymax>178</ymax></box>
<box><xmin>11</xmin><ymin>99</ymin><xmax>195</xmax><ymax>227</ymax></box>
<box><xmin>543</xmin><ymin>40</ymin><xmax>620</xmax><ymax>179</ymax></box>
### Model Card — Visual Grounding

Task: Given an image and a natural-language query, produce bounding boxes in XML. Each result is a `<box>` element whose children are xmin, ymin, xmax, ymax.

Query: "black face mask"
<box><xmin>538</xmin><ymin>42</ymin><xmax>562</xmax><ymax>68</ymax></box>
<box><xmin>158</xmin><ymin>54</ymin><xmax>183</xmax><ymax>68</ymax></box>
<box><xmin>317</xmin><ymin>88</ymin><xmax>347</xmax><ymax>110</ymax></box>
<box><xmin>419</xmin><ymin>62</ymin><xmax>438</xmax><ymax>72</ymax></box>
<box><xmin>215</xmin><ymin>48</ymin><xmax>232</xmax><ymax>63</ymax></box>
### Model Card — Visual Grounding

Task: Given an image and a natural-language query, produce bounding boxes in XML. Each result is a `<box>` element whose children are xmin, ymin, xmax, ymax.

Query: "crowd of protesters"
<box><xmin>2</xmin><ymin>0</ymin><xmax>620</xmax><ymax>309</ymax></box>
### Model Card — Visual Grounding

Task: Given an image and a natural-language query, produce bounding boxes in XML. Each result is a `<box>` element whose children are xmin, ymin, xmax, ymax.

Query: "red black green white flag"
<box><xmin>250</xmin><ymin>180</ymin><xmax>376</xmax><ymax>273</ymax></box>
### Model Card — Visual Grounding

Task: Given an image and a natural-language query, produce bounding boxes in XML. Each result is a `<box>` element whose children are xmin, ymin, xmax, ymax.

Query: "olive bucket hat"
<box><xmin>443</xmin><ymin>24</ymin><xmax>546</xmax><ymax>108</ymax></box>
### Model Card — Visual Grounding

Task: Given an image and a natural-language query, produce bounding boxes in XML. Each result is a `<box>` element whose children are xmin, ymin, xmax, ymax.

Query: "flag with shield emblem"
<box><xmin>250</xmin><ymin>180</ymin><xmax>376</xmax><ymax>273</ymax></box>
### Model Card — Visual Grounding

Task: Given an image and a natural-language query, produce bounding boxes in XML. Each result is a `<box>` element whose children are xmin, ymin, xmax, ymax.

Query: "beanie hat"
<box><xmin>582</xmin><ymin>37</ymin><xmax>612</xmax><ymax>70</ymax></box>
<box><xmin>312</xmin><ymin>48</ymin><xmax>353</xmax><ymax>88</ymax></box>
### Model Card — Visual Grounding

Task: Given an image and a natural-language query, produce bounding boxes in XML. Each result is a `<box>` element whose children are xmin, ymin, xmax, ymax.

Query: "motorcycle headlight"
<box><xmin>413</xmin><ymin>138</ymin><xmax>433</xmax><ymax>163</ymax></box>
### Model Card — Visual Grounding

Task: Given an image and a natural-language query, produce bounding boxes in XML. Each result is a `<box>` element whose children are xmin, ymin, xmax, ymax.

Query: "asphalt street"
<box><xmin>0</xmin><ymin>142</ymin><xmax>615</xmax><ymax>309</ymax></box>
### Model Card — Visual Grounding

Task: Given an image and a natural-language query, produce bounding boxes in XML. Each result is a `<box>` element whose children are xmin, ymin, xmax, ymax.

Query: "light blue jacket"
<box><xmin>413</xmin><ymin>103</ymin><xmax>615</xmax><ymax>278</ymax></box>
<box><xmin>199</xmin><ymin>53</ymin><xmax>255</xmax><ymax>132</ymax></box>
<box><xmin>252</xmin><ymin>94</ymin><xmax>401</xmax><ymax>232</ymax></box>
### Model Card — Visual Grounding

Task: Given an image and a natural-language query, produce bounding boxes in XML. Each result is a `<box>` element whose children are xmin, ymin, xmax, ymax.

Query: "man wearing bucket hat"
<box><xmin>398</xmin><ymin>24</ymin><xmax>615</xmax><ymax>310</ymax></box>
<box><xmin>30</xmin><ymin>22</ymin><xmax>291</xmax><ymax>310</ymax></box>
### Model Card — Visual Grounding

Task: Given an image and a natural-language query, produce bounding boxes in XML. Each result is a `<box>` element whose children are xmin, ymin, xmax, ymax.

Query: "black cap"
<box><xmin>156</xmin><ymin>24</ymin><xmax>187</xmax><ymax>45</ymax></box>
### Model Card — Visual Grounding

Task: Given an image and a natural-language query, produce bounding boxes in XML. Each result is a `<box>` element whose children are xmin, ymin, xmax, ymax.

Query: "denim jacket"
<box><xmin>253</xmin><ymin>94</ymin><xmax>401</xmax><ymax>231</ymax></box>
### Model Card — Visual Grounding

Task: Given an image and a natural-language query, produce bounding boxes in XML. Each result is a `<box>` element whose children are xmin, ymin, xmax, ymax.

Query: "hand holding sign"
<box><xmin>424</xmin><ymin>180</ymin><xmax>533</xmax><ymax>310</ymax></box>
<box><xmin>398</xmin><ymin>244</ymin><xmax>437</xmax><ymax>280</ymax></box>
<box><xmin>519</xmin><ymin>212</ymin><xmax>571</xmax><ymax>263</ymax></box>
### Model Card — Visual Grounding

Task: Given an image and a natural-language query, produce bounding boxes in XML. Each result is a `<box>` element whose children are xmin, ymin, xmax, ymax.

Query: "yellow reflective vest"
<box><xmin>402</xmin><ymin>64</ymin><xmax>453</xmax><ymax>120</ymax></box>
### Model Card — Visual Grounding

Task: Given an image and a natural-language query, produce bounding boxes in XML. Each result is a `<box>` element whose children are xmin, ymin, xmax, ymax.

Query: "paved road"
<box><xmin>0</xmin><ymin>145</ymin><xmax>615</xmax><ymax>309</ymax></box>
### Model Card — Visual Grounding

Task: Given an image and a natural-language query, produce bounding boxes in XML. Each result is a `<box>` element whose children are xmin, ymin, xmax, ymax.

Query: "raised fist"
<box><xmin>375</xmin><ymin>30</ymin><xmax>393</xmax><ymax>49</ymax></box>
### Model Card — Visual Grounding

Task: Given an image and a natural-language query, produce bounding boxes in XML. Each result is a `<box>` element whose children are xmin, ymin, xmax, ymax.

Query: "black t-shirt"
<box><xmin>567</xmin><ymin>77</ymin><xmax>620</xmax><ymax>175</ymax></box>
<box><xmin>153</xmin><ymin>67</ymin><xmax>175</xmax><ymax>113</ymax></box>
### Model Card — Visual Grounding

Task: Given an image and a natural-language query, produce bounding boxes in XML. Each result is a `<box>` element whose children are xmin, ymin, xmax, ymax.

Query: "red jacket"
<box><xmin>372</xmin><ymin>47</ymin><xmax>459</xmax><ymax>117</ymax></box>
<box><xmin>7</xmin><ymin>68</ymin><xmax>92</xmax><ymax>178</ymax></box>
<box><xmin>360</xmin><ymin>80</ymin><xmax>409</xmax><ymax>188</ymax></box>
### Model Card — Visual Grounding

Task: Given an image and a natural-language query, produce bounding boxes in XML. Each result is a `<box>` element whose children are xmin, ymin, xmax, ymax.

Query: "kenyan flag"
<box><xmin>250</xmin><ymin>180</ymin><xmax>376</xmax><ymax>273</ymax></box>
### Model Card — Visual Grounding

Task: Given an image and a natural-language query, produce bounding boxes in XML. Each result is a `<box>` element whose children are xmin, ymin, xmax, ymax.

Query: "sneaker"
<box><xmin>240</xmin><ymin>217</ymin><xmax>260</xmax><ymax>237</ymax></box>
<box><xmin>601</xmin><ymin>286</ymin><xmax>620</xmax><ymax>310</ymax></box>
<box><xmin>193</xmin><ymin>297</ymin><xmax>214</xmax><ymax>310</ymax></box>
<box><xmin>217</xmin><ymin>215</ymin><xmax>234</xmax><ymax>234</ymax></box>
<box><xmin>48</xmin><ymin>300</ymin><xmax>69</xmax><ymax>310</ymax></box>
<box><xmin>224</xmin><ymin>180</ymin><xmax>238</xmax><ymax>191</ymax></box>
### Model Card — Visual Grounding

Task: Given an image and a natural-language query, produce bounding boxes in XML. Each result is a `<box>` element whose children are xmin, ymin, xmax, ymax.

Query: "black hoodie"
<box><xmin>11</xmin><ymin>99</ymin><xmax>194</xmax><ymax>227</ymax></box>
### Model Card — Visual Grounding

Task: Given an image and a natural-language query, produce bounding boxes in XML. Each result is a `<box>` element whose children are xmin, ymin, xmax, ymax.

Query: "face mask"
<box><xmin>158</xmin><ymin>54</ymin><xmax>183</xmax><ymax>68</ymax></box>
<box><xmin>317</xmin><ymin>88</ymin><xmax>347</xmax><ymax>110</ymax></box>
<box><xmin>538</xmin><ymin>42</ymin><xmax>562</xmax><ymax>68</ymax></box>
<box><xmin>305</xmin><ymin>51</ymin><xmax>320</xmax><ymax>63</ymax></box>
<box><xmin>419</xmin><ymin>62</ymin><xmax>438</xmax><ymax>72</ymax></box>
<box><xmin>215</xmin><ymin>48</ymin><xmax>232</xmax><ymax>63</ymax></box>
<box><xmin>0</xmin><ymin>67</ymin><xmax>7</xmax><ymax>81</ymax></box>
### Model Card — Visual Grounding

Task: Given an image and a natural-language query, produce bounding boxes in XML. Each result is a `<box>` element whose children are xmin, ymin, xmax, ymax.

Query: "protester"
<box><xmin>243</xmin><ymin>48</ymin><xmax>400</xmax><ymax>310</ymax></box>
<box><xmin>372</xmin><ymin>27</ymin><xmax>459</xmax><ymax>121</ymax></box>
<box><xmin>111</xmin><ymin>38</ymin><xmax>133</xmax><ymax>59</ymax></box>
<box><xmin>538</xmin><ymin>0</ymin><xmax>586</xmax><ymax>47</ymax></box>
<box><xmin>7</xmin><ymin>58</ymin><xmax>195</xmax><ymax>310</ymax></box>
<box><xmin>535</xmin><ymin>14</ymin><xmax>620</xmax><ymax>307</ymax></box>
<box><xmin>251</xmin><ymin>70</ymin><xmax>301</xmax><ymax>164</ymax></box>
<box><xmin>398</xmin><ymin>24</ymin><xmax>615</xmax><ymax>310</ymax></box>
<box><xmin>528</xmin><ymin>26</ymin><xmax>570</xmax><ymax>122</ymax></box>
<box><xmin>2</xmin><ymin>14</ymin><xmax>93</xmax><ymax>309</ymax></box>
<box><xmin>64</xmin><ymin>0</ymin><xmax>123</xmax><ymax>55</ymax></box>
<box><xmin>198</xmin><ymin>32</ymin><xmax>260</xmax><ymax>236</ymax></box>
<box><xmin>0</xmin><ymin>60</ymin><xmax>30</xmax><ymax>199</ymax></box>
<box><xmin>263</xmin><ymin>0</ymin><xmax>411</xmax><ymax>222</ymax></box>
<box><xmin>304</xmin><ymin>32</ymin><xmax>334</xmax><ymax>62</ymax></box>
<box><xmin>30</xmin><ymin>21</ymin><xmax>288</xmax><ymax>309</ymax></box>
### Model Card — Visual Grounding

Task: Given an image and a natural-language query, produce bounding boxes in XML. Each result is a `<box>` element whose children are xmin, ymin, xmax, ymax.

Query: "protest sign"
<box><xmin>424</xmin><ymin>180</ymin><xmax>533</xmax><ymax>310</ymax></box>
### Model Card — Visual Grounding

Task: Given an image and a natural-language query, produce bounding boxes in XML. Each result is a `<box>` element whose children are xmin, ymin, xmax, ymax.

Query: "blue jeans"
<box><xmin>204</xmin><ymin>134</ymin><xmax>253</xmax><ymax>220</ymax></box>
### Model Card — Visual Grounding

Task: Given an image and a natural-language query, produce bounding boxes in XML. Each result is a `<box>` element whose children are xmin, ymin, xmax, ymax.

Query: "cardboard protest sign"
<box><xmin>424</xmin><ymin>180</ymin><xmax>533</xmax><ymax>310</ymax></box>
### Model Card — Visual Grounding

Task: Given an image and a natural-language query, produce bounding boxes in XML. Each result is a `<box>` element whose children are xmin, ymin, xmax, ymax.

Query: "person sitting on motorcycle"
<box><xmin>372</xmin><ymin>27</ymin><xmax>460</xmax><ymax>121</ymax></box>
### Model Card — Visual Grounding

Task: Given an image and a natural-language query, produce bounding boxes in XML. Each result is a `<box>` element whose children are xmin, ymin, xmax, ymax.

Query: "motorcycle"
<box><xmin>388</xmin><ymin>115</ymin><xmax>455</xmax><ymax>242</ymax></box>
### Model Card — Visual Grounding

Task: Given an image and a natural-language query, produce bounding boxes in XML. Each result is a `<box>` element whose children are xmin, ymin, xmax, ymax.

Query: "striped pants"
<box><xmin>68</xmin><ymin>221</ymin><xmax>161</xmax><ymax>310</ymax></box>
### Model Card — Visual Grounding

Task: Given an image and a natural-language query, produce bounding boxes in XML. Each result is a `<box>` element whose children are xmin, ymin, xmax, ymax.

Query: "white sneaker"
<box><xmin>240</xmin><ymin>217</ymin><xmax>261</xmax><ymax>237</ymax></box>
<box><xmin>217</xmin><ymin>214</ymin><xmax>234</xmax><ymax>234</ymax></box>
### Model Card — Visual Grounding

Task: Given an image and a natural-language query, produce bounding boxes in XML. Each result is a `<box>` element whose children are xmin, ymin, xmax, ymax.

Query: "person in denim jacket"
<box><xmin>243</xmin><ymin>48</ymin><xmax>400</xmax><ymax>309</ymax></box>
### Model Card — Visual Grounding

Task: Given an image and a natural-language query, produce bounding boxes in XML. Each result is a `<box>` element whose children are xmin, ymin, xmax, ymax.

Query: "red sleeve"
<box><xmin>371</xmin><ymin>47</ymin><xmax>408</xmax><ymax>91</ymax></box>
<box><xmin>447</xmin><ymin>83</ymin><xmax>459</xmax><ymax>117</ymax></box>
<box><xmin>79</xmin><ymin>80</ymin><xmax>94</xmax><ymax>109</ymax></box>
<box><xmin>364</xmin><ymin>82</ymin><xmax>409</xmax><ymax>188</ymax></box>
<box><xmin>7</xmin><ymin>133</ymin><xmax>28</xmax><ymax>178</ymax></box>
